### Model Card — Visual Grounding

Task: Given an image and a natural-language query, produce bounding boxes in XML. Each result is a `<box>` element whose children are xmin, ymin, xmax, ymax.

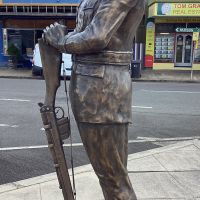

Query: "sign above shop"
<box><xmin>176</xmin><ymin>28</ymin><xmax>200</xmax><ymax>32</ymax></box>
<box><xmin>149</xmin><ymin>3</ymin><xmax>200</xmax><ymax>17</ymax></box>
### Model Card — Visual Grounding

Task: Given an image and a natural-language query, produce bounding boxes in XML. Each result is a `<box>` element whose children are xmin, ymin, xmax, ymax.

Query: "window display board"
<box><xmin>154</xmin><ymin>34</ymin><xmax>175</xmax><ymax>62</ymax></box>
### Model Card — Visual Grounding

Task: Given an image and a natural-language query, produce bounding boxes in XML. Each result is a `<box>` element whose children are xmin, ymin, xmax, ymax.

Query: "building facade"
<box><xmin>0</xmin><ymin>0</ymin><xmax>79</xmax><ymax>67</ymax></box>
<box><xmin>145</xmin><ymin>0</ymin><xmax>200</xmax><ymax>70</ymax></box>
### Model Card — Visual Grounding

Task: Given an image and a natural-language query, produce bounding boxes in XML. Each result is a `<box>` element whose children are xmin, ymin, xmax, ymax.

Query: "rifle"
<box><xmin>38</xmin><ymin>38</ymin><xmax>75</xmax><ymax>200</ymax></box>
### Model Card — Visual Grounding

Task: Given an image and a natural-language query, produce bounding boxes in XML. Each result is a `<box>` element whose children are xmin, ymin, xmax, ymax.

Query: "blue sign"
<box><xmin>3</xmin><ymin>0</ymin><xmax>80</xmax><ymax>4</ymax></box>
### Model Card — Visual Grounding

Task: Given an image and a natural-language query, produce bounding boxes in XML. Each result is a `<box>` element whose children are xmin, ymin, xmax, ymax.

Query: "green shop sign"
<box><xmin>176</xmin><ymin>28</ymin><xmax>200</xmax><ymax>32</ymax></box>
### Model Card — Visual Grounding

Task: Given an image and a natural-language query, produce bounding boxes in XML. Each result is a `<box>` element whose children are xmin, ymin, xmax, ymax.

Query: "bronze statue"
<box><xmin>41</xmin><ymin>0</ymin><xmax>145</xmax><ymax>199</ymax></box>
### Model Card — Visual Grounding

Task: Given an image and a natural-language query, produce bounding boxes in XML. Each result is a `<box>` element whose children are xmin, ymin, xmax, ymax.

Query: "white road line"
<box><xmin>0</xmin><ymin>98</ymin><xmax>30</xmax><ymax>102</ymax></box>
<box><xmin>0</xmin><ymin>124</ymin><xmax>10</xmax><ymax>127</ymax></box>
<box><xmin>1</xmin><ymin>136</ymin><xmax>199</xmax><ymax>151</ymax></box>
<box><xmin>0</xmin><ymin>143</ymin><xmax>83</xmax><ymax>151</ymax></box>
<box><xmin>133</xmin><ymin>136</ymin><xmax>200</xmax><ymax>143</ymax></box>
<box><xmin>132</xmin><ymin>106</ymin><xmax>152</xmax><ymax>109</ymax></box>
<box><xmin>11</xmin><ymin>125</ymin><xmax>19</xmax><ymax>128</ymax></box>
<box><xmin>141</xmin><ymin>89</ymin><xmax>200</xmax><ymax>94</ymax></box>
<box><xmin>0</xmin><ymin>124</ymin><xmax>19</xmax><ymax>128</ymax></box>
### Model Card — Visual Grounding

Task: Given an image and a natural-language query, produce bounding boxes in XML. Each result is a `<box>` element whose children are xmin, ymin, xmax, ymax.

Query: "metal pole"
<box><xmin>191</xmin><ymin>41</ymin><xmax>195</xmax><ymax>81</ymax></box>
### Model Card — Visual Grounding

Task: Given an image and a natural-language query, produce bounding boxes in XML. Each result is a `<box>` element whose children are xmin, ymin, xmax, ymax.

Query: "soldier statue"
<box><xmin>42</xmin><ymin>0</ymin><xmax>145</xmax><ymax>199</ymax></box>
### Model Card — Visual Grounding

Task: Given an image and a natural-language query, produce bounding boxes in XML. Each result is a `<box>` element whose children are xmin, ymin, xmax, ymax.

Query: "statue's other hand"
<box><xmin>42</xmin><ymin>22</ymin><xmax>68</xmax><ymax>49</ymax></box>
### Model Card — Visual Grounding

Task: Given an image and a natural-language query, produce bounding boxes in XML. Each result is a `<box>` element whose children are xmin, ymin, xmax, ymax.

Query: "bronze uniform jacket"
<box><xmin>62</xmin><ymin>0</ymin><xmax>145</xmax><ymax>123</ymax></box>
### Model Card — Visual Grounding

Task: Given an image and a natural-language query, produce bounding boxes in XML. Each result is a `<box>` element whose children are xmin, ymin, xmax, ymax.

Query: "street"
<box><xmin>0</xmin><ymin>78</ymin><xmax>200</xmax><ymax>184</ymax></box>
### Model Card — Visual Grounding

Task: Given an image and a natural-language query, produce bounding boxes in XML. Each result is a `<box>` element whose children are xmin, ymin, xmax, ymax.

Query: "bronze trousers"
<box><xmin>77</xmin><ymin>122</ymin><xmax>137</xmax><ymax>200</ymax></box>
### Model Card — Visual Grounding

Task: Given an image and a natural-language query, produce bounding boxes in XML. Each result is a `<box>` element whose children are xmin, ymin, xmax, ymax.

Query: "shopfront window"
<box><xmin>176</xmin><ymin>35</ymin><xmax>183</xmax><ymax>63</ymax></box>
<box><xmin>154</xmin><ymin>24</ymin><xmax>175</xmax><ymax>63</ymax></box>
<box><xmin>155</xmin><ymin>23</ymin><xmax>174</xmax><ymax>33</ymax></box>
<box><xmin>187</xmin><ymin>23</ymin><xmax>200</xmax><ymax>28</ymax></box>
<box><xmin>6</xmin><ymin>29</ymin><xmax>43</xmax><ymax>57</ymax></box>
<box><xmin>154</xmin><ymin>33</ymin><xmax>175</xmax><ymax>62</ymax></box>
<box><xmin>154</xmin><ymin>23</ymin><xmax>200</xmax><ymax>66</ymax></box>
<box><xmin>175</xmin><ymin>34</ymin><xmax>193</xmax><ymax>67</ymax></box>
<box><xmin>5</xmin><ymin>29</ymin><xmax>43</xmax><ymax>67</ymax></box>
<box><xmin>184</xmin><ymin>35</ymin><xmax>192</xmax><ymax>63</ymax></box>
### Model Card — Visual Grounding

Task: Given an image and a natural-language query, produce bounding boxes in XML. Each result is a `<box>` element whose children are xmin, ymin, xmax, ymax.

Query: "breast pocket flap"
<box><xmin>75</xmin><ymin>64</ymin><xmax>105</xmax><ymax>78</ymax></box>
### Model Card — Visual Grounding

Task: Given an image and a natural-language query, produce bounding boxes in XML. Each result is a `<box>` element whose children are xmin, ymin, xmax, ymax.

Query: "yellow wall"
<box><xmin>153</xmin><ymin>63</ymin><xmax>200</xmax><ymax>70</ymax></box>
<box><xmin>153</xmin><ymin>63</ymin><xmax>174</xmax><ymax>70</ymax></box>
<box><xmin>192</xmin><ymin>64</ymin><xmax>200</xmax><ymax>70</ymax></box>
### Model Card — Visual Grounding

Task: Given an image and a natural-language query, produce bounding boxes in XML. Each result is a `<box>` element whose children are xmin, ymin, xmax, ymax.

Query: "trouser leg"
<box><xmin>77</xmin><ymin>123</ymin><xmax>137</xmax><ymax>200</ymax></box>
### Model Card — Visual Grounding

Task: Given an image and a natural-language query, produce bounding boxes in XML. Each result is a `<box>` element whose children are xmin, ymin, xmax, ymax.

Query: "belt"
<box><xmin>72</xmin><ymin>51</ymin><xmax>133</xmax><ymax>66</ymax></box>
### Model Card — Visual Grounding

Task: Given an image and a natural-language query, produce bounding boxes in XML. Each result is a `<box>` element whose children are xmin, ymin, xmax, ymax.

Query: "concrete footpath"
<box><xmin>1</xmin><ymin>67</ymin><xmax>200</xmax><ymax>82</ymax></box>
<box><xmin>0</xmin><ymin>140</ymin><xmax>200</xmax><ymax>200</ymax></box>
<box><xmin>0</xmin><ymin>68</ymin><xmax>34</xmax><ymax>79</ymax></box>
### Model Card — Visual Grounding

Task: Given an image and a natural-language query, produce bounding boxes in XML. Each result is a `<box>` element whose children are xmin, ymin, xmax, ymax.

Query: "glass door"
<box><xmin>175</xmin><ymin>34</ymin><xmax>193</xmax><ymax>67</ymax></box>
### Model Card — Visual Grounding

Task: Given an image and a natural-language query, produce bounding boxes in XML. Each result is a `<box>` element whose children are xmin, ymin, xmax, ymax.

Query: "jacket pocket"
<box><xmin>75</xmin><ymin>64</ymin><xmax>105</xmax><ymax>78</ymax></box>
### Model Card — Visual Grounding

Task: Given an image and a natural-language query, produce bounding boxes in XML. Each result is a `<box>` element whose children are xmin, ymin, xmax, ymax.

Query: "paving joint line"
<box><xmin>128</xmin><ymin>169</ymin><xmax>200</xmax><ymax>173</ymax></box>
<box><xmin>0</xmin><ymin>169</ymin><xmax>94</xmax><ymax>195</ymax></box>
<box><xmin>193</xmin><ymin>139</ymin><xmax>200</xmax><ymax>150</ymax></box>
<box><xmin>128</xmin><ymin>141</ymin><xmax>194</xmax><ymax>161</ymax></box>
<box><xmin>151</xmin><ymin>153</ymin><xmax>190</xmax><ymax>197</ymax></box>
<box><xmin>152</xmin><ymin>145</ymin><xmax>199</xmax><ymax>198</ymax></box>
<box><xmin>39</xmin><ymin>183</ymin><xmax>42</xmax><ymax>200</ymax></box>
<box><xmin>167</xmin><ymin>170</ymin><xmax>196</xmax><ymax>199</ymax></box>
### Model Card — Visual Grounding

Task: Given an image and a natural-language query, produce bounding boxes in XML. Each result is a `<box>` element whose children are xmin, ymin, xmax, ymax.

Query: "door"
<box><xmin>175</xmin><ymin>34</ymin><xmax>193</xmax><ymax>67</ymax></box>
